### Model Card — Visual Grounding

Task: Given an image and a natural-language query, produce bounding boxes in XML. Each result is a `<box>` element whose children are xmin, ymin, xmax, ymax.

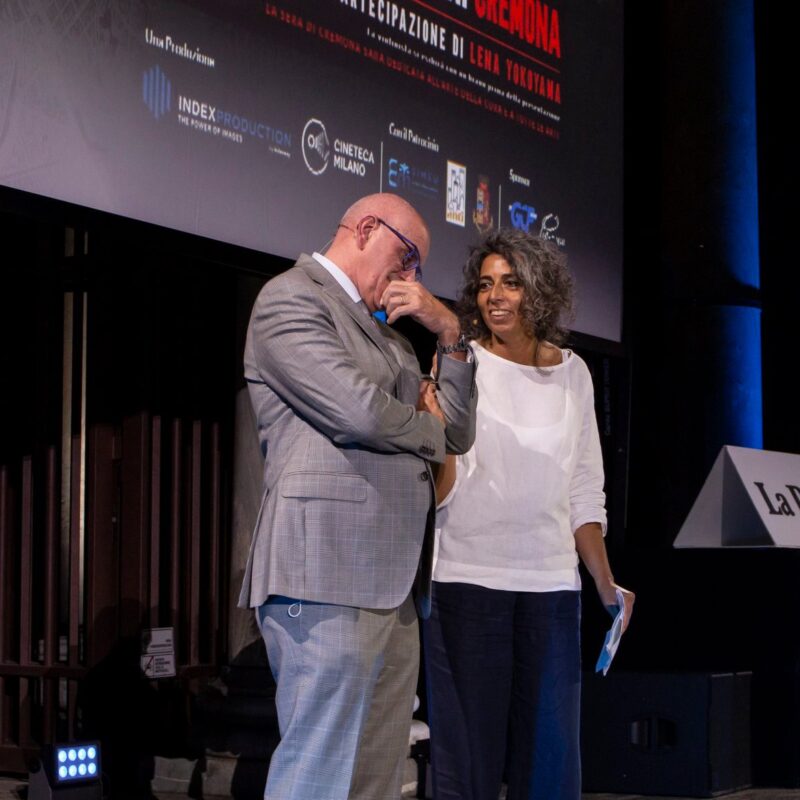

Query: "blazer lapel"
<box><xmin>297</xmin><ymin>256</ymin><xmax>402</xmax><ymax>381</ymax></box>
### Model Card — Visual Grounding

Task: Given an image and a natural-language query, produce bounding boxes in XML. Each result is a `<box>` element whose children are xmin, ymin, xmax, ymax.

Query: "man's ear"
<box><xmin>354</xmin><ymin>215</ymin><xmax>379</xmax><ymax>250</ymax></box>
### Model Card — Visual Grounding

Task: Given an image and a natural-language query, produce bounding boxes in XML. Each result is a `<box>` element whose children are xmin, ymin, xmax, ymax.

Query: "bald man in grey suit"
<box><xmin>240</xmin><ymin>194</ymin><xmax>476</xmax><ymax>799</ymax></box>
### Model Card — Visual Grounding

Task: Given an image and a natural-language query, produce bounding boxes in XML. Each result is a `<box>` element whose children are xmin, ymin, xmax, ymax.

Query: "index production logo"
<box><xmin>302</xmin><ymin>118</ymin><xmax>330</xmax><ymax>175</ymax></box>
<box><xmin>142</xmin><ymin>65</ymin><xmax>171</xmax><ymax>120</ymax></box>
<box><xmin>446</xmin><ymin>161</ymin><xmax>466</xmax><ymax>226</ymax></box>
<box><xmin>141</xmin><ymin>66</ymin><xmax>291</xmax><ymax>153</ymax></box>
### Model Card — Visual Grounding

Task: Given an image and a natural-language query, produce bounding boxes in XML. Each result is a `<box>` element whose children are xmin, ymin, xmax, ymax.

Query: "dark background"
<box><xmin>1</xmin><ymin>0</ymin><xmax>799</xmax><ymax>791</ymax></box>
<box><xmin>617</xmin><ymin>0</ymin><xmax>799</xmax><ymax>784</ymax></box>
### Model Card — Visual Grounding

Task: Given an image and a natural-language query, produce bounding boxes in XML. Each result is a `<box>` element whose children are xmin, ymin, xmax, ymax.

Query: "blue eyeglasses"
<box><xmin>338</xmin><ymin>216</ymin><xmax>422</xmax><ymax>281</ymax></box>
<box><xmin>376</xmin><ymin>217</ymin><xmax>422</xmax><ymax>281</ymax></box>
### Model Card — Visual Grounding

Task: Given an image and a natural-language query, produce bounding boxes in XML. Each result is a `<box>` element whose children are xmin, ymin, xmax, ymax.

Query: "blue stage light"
<box><xmin>29</xmin><ymin>740</ymin><xmax>102</xmax><ymax>800</ymax></box>
<box><xmin>53</xmin><ymin>743</ymin><xmax>100</xmax><ymax>784</ymax></box>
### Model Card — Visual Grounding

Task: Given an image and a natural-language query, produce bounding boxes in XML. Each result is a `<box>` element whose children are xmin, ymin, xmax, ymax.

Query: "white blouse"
<box><xmin>433</xmin><ymin>341</ymin><xmax>607</xmax><ymax>592</ymax></box>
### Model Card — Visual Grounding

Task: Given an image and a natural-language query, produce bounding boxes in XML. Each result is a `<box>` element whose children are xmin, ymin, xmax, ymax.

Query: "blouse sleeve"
<box><xmin>569</xmin><ymin>362</ymin><xmax>608</xmax><ymax>534</ymax></box>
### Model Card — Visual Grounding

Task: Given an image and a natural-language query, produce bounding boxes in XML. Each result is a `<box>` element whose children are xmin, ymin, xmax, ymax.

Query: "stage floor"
<box><xmin>3</xmin><ymin>775</ymin><xmax>800</xmax><ymax>800</ymax></box>
<box><xmin>582</xmin><ymin>794</ymin><xmax>800</xmax><ymax>800</ymax></box>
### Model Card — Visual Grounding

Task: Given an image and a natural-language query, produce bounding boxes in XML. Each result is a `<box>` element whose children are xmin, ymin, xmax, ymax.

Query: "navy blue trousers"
<box><xmin>422</xmin><ymin>582</ymin><xmax>581</xmax><ymax>800</ymax></box>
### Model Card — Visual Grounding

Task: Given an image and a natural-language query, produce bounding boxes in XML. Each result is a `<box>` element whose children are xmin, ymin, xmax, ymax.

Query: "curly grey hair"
<box><xmin>457</xmin><ymin>228</ymin><xmax>574</xmax><ymax>345</ymax></box>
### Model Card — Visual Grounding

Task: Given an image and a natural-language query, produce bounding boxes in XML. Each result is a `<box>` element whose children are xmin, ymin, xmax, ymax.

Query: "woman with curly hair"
<box><xmin>423</xmin><ymin>228</ymin><xmax>634</xmax><ymax>800</ymax></box>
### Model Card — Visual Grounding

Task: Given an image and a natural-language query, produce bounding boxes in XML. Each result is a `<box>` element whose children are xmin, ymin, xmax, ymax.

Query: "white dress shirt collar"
<box><xmin>312</xmin><ymin>252</ymin><xmax>362</xmax><ymax>304</ymax></box>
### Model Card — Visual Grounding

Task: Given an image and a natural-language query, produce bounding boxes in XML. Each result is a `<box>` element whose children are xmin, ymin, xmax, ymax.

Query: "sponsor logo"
<box><xmin>176</xmin><ymin>94</ymin><xmax>291</xmax><ymax>152</ymax></box>
<box><xmin>508</xmin><ymin>201</ymin><xmax>537</xmax><ymax>232</ymax></box>
<box><xmin>446</xmin><ymin>161</ymin><xmax>466</xmax><ymax>226</ymax></box>
<box><xmin>540</xmin><ymin>213</ymin><xmax>566</xmax><ymax>247</ymax></box>
<box><xmin>142</xmin><ymin>65</ymin><xmax>171</xmax><ymax>120</ymax></box>
<box><xmin>387</xmin><ymin>156</ymin><xmax>440</xmax><ymax>197</ymax></box>
<box><xmin>302</xmin><ymin>119</ymin><xmax>330</xmax><ymax>174</ymax></box>
<box><xmin>473</xmin><ymin>174</ymin><xmax>494</xmax><ymax>233</ymax></box>
<box><xmin>141</xmin><ymin>72</ymin><xmax>290</xmax><ymax>154</ymax></box>
<box><xmin>302</xmin><ymin>118</ymin><xmax>375</xmax><ymax>177</ymax></box>
<box><xmin>333</xmin><ymin>138</ymin><xmax>375</xmax><ymax>176</ymax></box>
<box><xmin>508</xmin><ymin>169</ymin><xmax>531</xmax><ymax>187</ymax></box>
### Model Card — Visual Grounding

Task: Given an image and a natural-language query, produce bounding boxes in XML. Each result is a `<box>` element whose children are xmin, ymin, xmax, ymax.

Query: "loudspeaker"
<box><xmin>582</xmin><ymin>671</ymin><xmax>751</xmax><ymax>797</ymax></box>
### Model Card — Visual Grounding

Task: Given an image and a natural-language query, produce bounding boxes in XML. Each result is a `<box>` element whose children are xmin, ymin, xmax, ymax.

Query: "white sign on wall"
<box><xmin>674</xmin><ymin>446</ymin><xmax>800</xmax><ymax>549</ymax></box>
<box><xmin>140</xmin><ymin>626</ymin><xmax>177</xmax><ymax>679</ymax></box>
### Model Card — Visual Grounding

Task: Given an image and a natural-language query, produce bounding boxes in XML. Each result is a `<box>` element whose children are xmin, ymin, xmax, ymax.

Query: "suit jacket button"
<box><xmin>419</xmin><ymin>471</ymin><xmax>429</xmax><ymax>481</ymax></box>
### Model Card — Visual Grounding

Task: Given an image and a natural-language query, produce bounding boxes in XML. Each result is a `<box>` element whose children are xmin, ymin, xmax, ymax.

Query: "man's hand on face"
<box><xmin>380</xmin><ymin>280</ymin><xmax>461</xmax><ymax>345</ymax></box>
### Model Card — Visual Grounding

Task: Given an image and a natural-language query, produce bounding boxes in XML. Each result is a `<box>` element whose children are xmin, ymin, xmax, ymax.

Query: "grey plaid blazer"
<box><xmin>239</xmin><ymin>255</ymin><xmax>476</xmax><ymax>614</ymax></box>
